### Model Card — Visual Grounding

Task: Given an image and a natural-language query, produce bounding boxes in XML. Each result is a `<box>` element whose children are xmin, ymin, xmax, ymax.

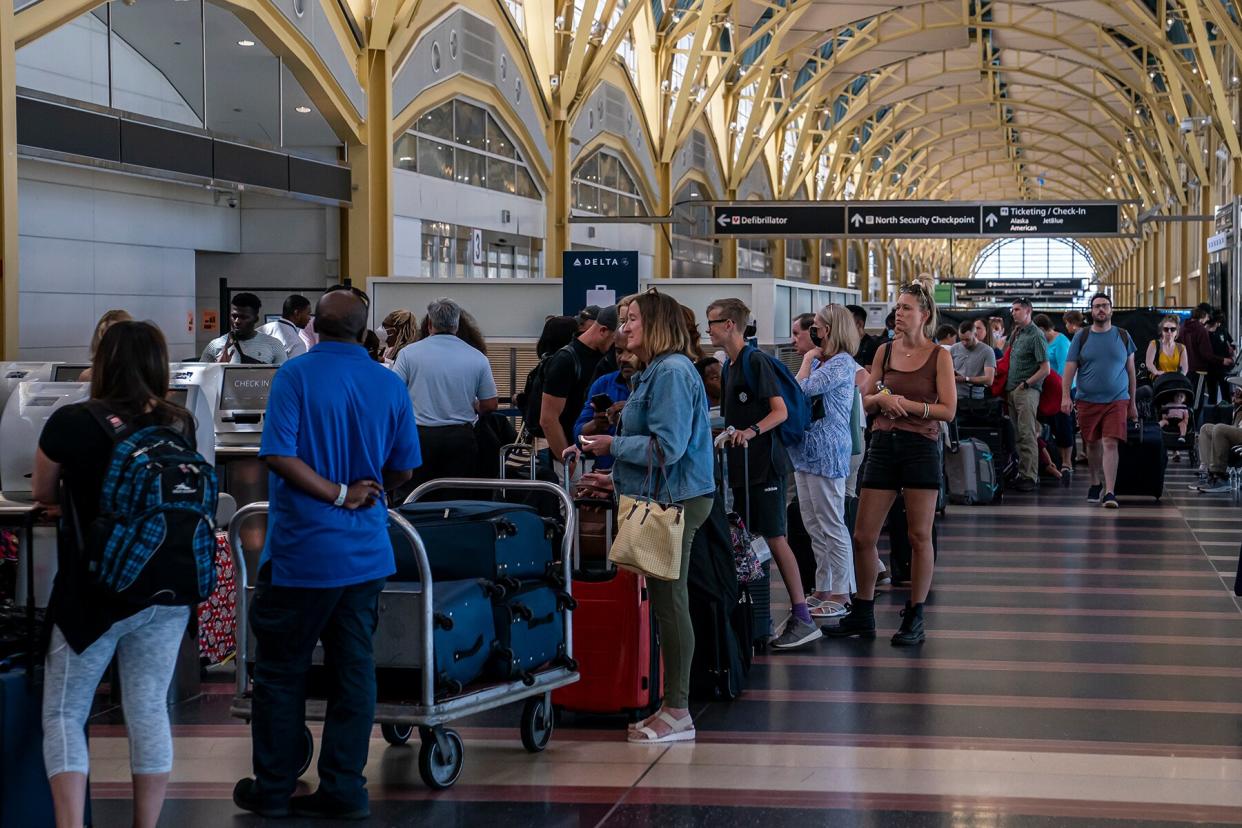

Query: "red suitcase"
<box><xmin>551</xmin><ymin>566</ymin><xmax>660</xmax><ymax>718</ymax></box>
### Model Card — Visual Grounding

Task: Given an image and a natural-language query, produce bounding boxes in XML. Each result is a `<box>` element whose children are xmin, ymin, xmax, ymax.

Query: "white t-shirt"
<box><xmin>258</xmin><ymin>319</ymin><xmax>309</xmax><ymax>360</ymax></box>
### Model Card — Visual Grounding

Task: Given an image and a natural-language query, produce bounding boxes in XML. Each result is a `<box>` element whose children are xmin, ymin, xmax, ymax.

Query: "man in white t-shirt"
<box><xmin>258</xmin><ymin>295</ymin><xmax>313</xmax><ymax>360</ymax></box>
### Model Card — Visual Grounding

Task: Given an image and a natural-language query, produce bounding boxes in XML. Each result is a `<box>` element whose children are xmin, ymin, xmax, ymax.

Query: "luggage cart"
<box><xmin>227</xmin><ymin>478</ymin><xmax>578</xmax><ymax>790</ymax></box>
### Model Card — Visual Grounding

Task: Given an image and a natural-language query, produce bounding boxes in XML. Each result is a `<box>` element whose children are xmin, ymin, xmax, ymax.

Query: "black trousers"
<box><xmin>249</xmin><ymin>565</ymin><xmax>385</xmax><ymax>809</ymax></box>
<box><xmin>401</xmin><ymin>423</ymin><xmax>478</xmax><ymax>502</ymax></box>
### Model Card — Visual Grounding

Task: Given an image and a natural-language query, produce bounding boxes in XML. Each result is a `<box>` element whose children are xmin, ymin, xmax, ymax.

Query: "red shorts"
<box><xmin>1075</xmin><ymin>399</ymin><xmax>1129</xmax><ymax>442</ymax></box>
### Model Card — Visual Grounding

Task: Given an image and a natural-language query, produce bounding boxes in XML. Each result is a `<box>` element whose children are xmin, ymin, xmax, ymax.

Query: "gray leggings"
<box><xmin>42</xmin><ymin>605</ymin><xmax>189</xmax><ymax>777</ymax></box>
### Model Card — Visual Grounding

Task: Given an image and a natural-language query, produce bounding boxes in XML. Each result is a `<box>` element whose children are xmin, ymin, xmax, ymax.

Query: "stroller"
<box><xmin>1147</xmin><ymin>372</ymin><xmax>1199</xmax><ymax>462</ymax></box>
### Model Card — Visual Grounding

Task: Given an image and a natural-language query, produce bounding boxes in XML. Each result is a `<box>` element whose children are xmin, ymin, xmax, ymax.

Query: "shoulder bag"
<box><xmin>608</xmin><ymin>439</ymin><xmax>685</xmax><ymax>581</ymax></box>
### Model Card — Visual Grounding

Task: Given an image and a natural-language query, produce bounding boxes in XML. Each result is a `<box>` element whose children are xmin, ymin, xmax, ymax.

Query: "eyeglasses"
<box><xmin>706</xmin><ymin>318</ymin><xmax>730</xmax><ymax>327</ymax></box>
<box><xmin>1162</xmin><ymin>327</ymin><xmax>1178</xmax><ymax>332</ymax></box>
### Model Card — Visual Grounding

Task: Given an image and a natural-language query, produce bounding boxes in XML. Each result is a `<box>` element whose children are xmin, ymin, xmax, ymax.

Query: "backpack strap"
<box><xmin>82</xmin><ymin>401</ymin><xmax>132</xmax><ymax>445</ymax></box>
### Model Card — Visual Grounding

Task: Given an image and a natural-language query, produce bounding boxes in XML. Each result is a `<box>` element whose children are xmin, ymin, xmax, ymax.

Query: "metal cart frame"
<box><xmin>227</xmin><ymin>478</ymin><xmax>579</xmax><ymax>789</ymax></box>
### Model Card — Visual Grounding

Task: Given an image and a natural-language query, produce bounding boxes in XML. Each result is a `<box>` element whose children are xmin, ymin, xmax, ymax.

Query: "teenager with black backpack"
<box><xmin>32</xmin><ymin>321</ymin><xmax>218</xmax><ymax>828</ymax></box>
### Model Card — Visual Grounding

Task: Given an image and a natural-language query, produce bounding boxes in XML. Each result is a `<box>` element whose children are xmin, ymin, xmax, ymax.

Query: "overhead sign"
<box><xmin>981</xmin><ymin>204</ymin><xmax>1119</xmax><ymax>236</ymax></box>
<box><xmin>712</xmin><ymin>204</ymin><xmax>845</xmax><ymax>236</ymax></box>
<box><xmin>846</xmin><ymin>203</ymin><xmax>982</xmax><ymax>237</ymax></box>
<box><xmin>709</xmin><ymin>200</ymin><xmax>1131</xmax><ymax>239</ymax></box>
<box><xmin>946</xmin><ymin>279</ymin><xmax>1086</xmax><ymax>292</ymax></box>
<box><xmin>562</xmin><ymin>251</ymin><xmax>639</xmax><ymax>317</ymax></box>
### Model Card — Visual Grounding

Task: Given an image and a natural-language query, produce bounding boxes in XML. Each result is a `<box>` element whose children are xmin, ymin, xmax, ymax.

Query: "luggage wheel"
<box><xmin>381</xmin><ymin>723</ymin><xmax>414</xmax><ymax>746</ymax></box>
<box><xmin>433</xmin><ymin>612</ymin><xmax>454</xmax><ymax>631</ymax></box>
<box><xmin>296</xmin><ymin>725</ymin><xmax>314</xmax><ymax>778</ymax></box>
<box><xmin>520</xmin><ymin>695</ymin><xmax>554</xmax><ymax>753</ymax></box>
<box><xmin>418</xmin><ymin>726</ymin><xmax>464</xmax><ymax>789</ymax></box>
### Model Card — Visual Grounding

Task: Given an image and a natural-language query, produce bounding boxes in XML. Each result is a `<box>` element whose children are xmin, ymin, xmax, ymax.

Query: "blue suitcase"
<box><xmin>489</xmin><ymin>581</ymin><xmax>574</xmax><ymax>684</ymax></box>
<box><xmin>392</xmin><ymin>501</ymin><xmax>558</xmax><ymax>585</ymax></box>
<box><xmin>431</xmin><ymin>579</ymin><xmax>500</xmax><ymax>697</ymax></box>
<box><xmin>0</xmin><ymin>668</ymin><xmax>54</xmax><ymax>828</ymax></box>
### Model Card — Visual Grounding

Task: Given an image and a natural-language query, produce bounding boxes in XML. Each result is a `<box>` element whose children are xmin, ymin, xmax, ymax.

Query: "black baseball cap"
<box><xmin>579</xmin><ymin>305</ymin><xmax>619</xmax><ymax>331</ymax></box>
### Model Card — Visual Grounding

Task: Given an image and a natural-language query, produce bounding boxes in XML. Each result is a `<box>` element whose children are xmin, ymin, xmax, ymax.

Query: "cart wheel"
<box><xmin>381</xmin><ymin>723</ymin><xmax>414</xmax><ymax>746</ymax></box>
<box><xmin>296</xmin><ymin>725</ymin><xmax>314</xmax><ymax>778</ymax></box>
<box><xmin>520</xmin><ymin>696</ymin><xmax>553</xmax><ymax>753</ymax></box>
<box><xmin>418</xmin><ymin>728</ymin><xmax>464</xmax><ymax>790</ymax></box>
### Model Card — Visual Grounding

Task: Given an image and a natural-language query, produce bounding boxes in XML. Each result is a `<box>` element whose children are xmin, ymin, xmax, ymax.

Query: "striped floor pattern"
<box><xmin>87</xmin><ymin>469</ymin><xmax>1242</xmax><ymax>827</ymax></box>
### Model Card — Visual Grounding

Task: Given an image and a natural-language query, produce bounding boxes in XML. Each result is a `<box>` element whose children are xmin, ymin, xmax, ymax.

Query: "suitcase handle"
<box><xmin>453</xmin><ymin>634</ymin><xmax>486</xmax><ymax>662</ymax></box>
<box><xmin>528</xmin><ymin>611</ymin><xmax>556</xmax><ymax>630</ymax></box>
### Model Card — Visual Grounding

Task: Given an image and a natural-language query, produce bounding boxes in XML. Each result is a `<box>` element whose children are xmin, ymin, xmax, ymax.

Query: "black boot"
<box><xmin>824</xmin><ymin>598</ymin><xmax>876</xmax><ymax>639</ymax></box>
<box><xmin>891</xmin><ymin>601</ymin><xmax>925</xmax><ymax>646</ymax></box>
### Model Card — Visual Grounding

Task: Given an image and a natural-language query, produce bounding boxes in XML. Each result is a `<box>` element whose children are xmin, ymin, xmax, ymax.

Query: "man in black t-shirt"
<box><xmin>848</xmin><ymin>304</ymin><xmax>881</xmax><ymax>370</ymax></box>
<box><xmin>539</xmin><ymin>305</ymin><xmax>617</xmax><ymax>464</ymax></box>
<box><xmin>707</xmin><ymin>298</ymin><xmax>821</xmax><ymax>651</ymax></box>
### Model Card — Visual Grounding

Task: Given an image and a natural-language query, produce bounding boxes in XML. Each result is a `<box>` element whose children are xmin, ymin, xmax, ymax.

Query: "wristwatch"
<box><xmin>333</xmin><ymin>483</ymin><xmax>348</xmax><ymax>507</ymax></box>
<box><xmin>749</xmin><ymin>424</ymin><xmax>762</xmax><ymax>437</ymax></box>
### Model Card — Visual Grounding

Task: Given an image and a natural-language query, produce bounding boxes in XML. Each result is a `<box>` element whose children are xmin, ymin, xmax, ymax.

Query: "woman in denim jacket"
<box><xmin>578</xmin><ymin>290</ymin><xmax>714</xmax><ymax>744</ymax></box>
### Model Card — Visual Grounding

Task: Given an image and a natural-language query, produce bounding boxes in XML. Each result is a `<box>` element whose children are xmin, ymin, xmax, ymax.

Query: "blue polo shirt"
<box><xmin>260</xmin><ymin>341</ymin><xmax>422</xmax><ymax>588</ymax></box>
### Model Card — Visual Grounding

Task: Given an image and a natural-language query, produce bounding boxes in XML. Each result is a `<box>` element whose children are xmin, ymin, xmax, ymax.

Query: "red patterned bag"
<box><xmin>197</xmin><ymin>532</ymin><xmax>237</xmax><ymax>664</ymax></box>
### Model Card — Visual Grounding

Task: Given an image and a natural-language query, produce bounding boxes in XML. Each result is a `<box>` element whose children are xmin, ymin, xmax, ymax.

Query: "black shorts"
<box><xmin>860</xmin><ymin>430</ymin><xmax>942</xmax><ymax>491</ymax></box>
<box><xmin>731</xmin><ymin>476</ymin><xmax>787</xmax><ymax>539</ymax></box>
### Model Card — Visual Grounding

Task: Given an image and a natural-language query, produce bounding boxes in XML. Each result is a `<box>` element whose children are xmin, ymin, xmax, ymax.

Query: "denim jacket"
<box><xmin>611</xmin><ymin>353</ymin><xmax>715</xmax><ymax>503</ymax></box>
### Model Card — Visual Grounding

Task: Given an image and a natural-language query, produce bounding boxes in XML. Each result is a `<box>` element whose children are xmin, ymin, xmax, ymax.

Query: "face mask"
<box><xmin>809</xmin><ymin>327</ymin><xmax>823</xmax><ymax>347</ymax></box>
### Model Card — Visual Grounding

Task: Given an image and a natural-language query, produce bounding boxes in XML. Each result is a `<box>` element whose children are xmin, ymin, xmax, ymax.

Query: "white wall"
<box><xmin>194</xmin><ymin>193</ymin><xmax>339</xmax><ymax>351</ymax></box>
<box><xmin>18</xmin><ymin>160</ymin><xmax>239</xmax><ymax>361</ymax></box>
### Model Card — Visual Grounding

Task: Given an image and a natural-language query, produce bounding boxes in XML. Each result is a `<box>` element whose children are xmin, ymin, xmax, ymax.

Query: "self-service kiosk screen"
<box><xmin>52</xmin><ymin>365</ymin><xmax>89</xmax><ymax>382</ymax></box>
<box><xmin>219</xmin><ymin>367</ymin><xmax>277</xmax><ymax>411</ymax></box>
<box><xmin>166</xmin><ymin>388</ymin><xmax>189</xmax><ymax>408</ymax></box>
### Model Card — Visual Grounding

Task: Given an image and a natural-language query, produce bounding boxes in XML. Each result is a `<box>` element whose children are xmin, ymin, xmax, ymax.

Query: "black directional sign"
<box><xmin>712</xmin><ymin>204</ymin><xmax>845</xmax><ymax>236</ymax></box>
<box><xmin>707</xmin><ymin>200</ymin><xmax>1132</xmax><ymax>238</ymax></box>
<box><xmin>981</xmin><ymin>203</ymin><xmax>1120</xmax><ymax>236</ymax></box>
<box><xmin>948</xmin><ymin>279</ymin><xmax>1087</xmax><ymax>292</ymax></box>
<box><xmin>846</xmin><ymin>203</ymin><xmax>982</xmax><ymax>237</ymax></box>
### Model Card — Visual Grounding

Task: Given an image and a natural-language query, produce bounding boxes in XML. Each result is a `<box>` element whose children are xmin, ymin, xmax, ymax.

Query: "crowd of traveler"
<box><xmin>28</xmin><ymin>279</ymin><xmax>1242</xmax><ymax>821</ymax></box>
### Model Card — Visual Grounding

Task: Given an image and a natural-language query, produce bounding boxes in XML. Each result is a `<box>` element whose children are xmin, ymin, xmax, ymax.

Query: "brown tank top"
<box><xmin>874</xmin><ymin>343</ymin><xmax>941</xmax><ymax>441</ymax></box>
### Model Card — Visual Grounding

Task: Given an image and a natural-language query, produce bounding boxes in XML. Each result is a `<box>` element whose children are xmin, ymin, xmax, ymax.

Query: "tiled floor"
<box><xmin>87</xmin><ymin>468</ymin><xmax>1242</xmax><ymax>827</ymax></box>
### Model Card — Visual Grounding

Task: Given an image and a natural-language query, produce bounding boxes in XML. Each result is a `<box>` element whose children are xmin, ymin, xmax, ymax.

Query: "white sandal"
<box><xmin>627</xmin><ymin>711</ymin><xmax>696</xmax><ymax>744</ymax></box>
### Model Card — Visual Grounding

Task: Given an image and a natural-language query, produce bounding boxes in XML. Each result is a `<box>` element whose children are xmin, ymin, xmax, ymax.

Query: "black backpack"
<box><xmin>519</xmin><ymin>345</ymin><xmax>582</xmax><ymax>439</ymax></box>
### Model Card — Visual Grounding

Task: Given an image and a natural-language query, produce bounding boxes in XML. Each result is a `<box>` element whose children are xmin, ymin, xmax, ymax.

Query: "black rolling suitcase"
<box><xmin>885</xmin><ymin>492</ymin><xmax>941</xmax><ymax>584</ymax></box>
<box><xmin>688</xmin><ymin>494</ymin><xmax>751</xmax><ymax>701</ymax></box>
<box><xmin>786</xmin><ymin>499</ymin><xmax>817</xmax><ymax>595</ymax></box>
<box><xmin>1115</xmin><ymin>419</ymin><xmax>1167</xmax><ymax>499</ymax></box>
<box><xmin>719</xmin><ymin>443</ymin><xmax>772</xmax><ymax>647</ymax></box>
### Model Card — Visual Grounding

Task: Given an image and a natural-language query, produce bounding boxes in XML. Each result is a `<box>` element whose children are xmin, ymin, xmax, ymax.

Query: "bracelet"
<box><xmin>333</xmin><ymin>483</ymin><xmax>348</xmax><ymax>507</ymax></box>
<box><xmin>922</xmin><ymin>402</ymin><xmax>930</xmax><ymax>419</ymax></box>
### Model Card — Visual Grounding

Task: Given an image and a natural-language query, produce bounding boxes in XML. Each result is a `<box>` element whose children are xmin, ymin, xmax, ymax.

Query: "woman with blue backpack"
<box><xmin>33</xmin><ymin>321</ymin><xmax>214</xmax><ymax>828</ymax></box>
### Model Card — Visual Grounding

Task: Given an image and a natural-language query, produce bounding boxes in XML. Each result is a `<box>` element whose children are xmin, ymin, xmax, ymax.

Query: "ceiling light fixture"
<box><xmin>237</xmin><ymin>39</ymin><xmax>255</xmax><ymax>47</ymax></box>
<box><xmin>295</xmin><ymin>105</ymin><xmax>311</xmax><ymax>114</ymax></box>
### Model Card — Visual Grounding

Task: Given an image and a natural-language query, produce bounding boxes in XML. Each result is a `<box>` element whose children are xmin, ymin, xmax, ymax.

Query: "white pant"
<box><xmin>794</xmin><ymin>471</ymin><xmax>855</xmax><ymax>595</ymax></box>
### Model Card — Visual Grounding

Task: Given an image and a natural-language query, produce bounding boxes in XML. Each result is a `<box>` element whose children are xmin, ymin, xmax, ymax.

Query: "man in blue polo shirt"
<box><xmin>234</xmin><ymin>288</ymin><xmax>421</xmax><ymax>821</ymax></box>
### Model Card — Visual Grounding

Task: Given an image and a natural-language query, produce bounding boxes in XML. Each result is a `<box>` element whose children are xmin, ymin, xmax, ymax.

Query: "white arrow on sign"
<box><xmin>985</xmin><ymin>213</ymin><xmax>998</xmax><ymax>227</ymax></box>
<box><xmin>850</xmin><ymin>213</ymin><xmax>864</xmax><ymax>227</ymax></box>
<box><xmin>717</xmin><ymin>213</ymin><xmax>731</xmax><ymax>228</ymax></box>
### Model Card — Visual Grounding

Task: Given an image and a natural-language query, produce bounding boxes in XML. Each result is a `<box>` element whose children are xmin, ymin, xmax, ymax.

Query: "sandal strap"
<box><xmin>656</xmin><ymin>710</ymin><xmax>693</xmax><ymax>732</ymax></box>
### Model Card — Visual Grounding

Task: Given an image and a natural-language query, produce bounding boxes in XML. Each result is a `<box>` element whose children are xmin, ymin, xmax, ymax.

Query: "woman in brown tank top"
<box><xmin>824</xmin><ymin>282</ymin><xmax>957</xmax><ymax>647</ymax></box>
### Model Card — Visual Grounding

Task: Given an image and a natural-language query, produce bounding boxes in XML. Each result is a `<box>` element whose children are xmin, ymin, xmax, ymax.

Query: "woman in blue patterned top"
<box><xmin>790</xmin><ymin>304</ymin><xmax>862</xmax><ymax>619</ymax></box>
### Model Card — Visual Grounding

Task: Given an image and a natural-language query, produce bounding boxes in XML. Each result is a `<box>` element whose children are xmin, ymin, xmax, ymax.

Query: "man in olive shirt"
<box><xmin>1006</xmin><ymin>298</ymin><xmax>1050</xmax><ymax>491</ymax></box>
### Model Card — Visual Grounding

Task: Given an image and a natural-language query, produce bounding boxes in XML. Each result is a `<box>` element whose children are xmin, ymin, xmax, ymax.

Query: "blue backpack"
<box><xmin>727</xmin><ymin>345</ymin><xmax>812</xmax><ymax>447</ymax></box>
<box><xmin>72</xmin><ymin>404</ymin><xmax>219</xmax><ymax>607</ymax></box>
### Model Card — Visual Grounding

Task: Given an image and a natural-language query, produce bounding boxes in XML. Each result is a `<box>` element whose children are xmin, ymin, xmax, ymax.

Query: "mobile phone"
<box><xmin>591</xmin><ymin>393</ymin><xmax>612</xmax><ymax>411</ymax></box>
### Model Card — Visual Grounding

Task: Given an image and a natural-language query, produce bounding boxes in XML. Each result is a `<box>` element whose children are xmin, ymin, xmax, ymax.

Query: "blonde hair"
<box><xmin>381</xmin><ymin>308</ymin><xmax>418</xmax><ymax>355</ymax></box>
<box><xmin>815</xmin><ymin>304</ymin><xmax>861</xmax><ymax>359</ymax></box>
<box><xmin>90</xmin><ymin>309</ymin><xmax>133</xmax><ymax>357</ymax></box>
<box><xmin>898</xmin><ymin>282</ymin><xmax>938</xmax><ymax>338</ymax></box>
<box><xmin>631</xmin><ymin>289</ymin><xmax>693</xmax><ymax>363</ymax></box>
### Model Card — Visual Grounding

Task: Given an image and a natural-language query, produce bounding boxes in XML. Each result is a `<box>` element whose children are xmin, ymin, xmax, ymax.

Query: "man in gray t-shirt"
<box><xmin>201</xmin><ymin>292</ymin><xmax>288</xmax><ymax>365</ymax></box>
<box><xmin>950</xmin><ymin>319</ymin><xmax>997</xmax><ymax>398</ymax></box>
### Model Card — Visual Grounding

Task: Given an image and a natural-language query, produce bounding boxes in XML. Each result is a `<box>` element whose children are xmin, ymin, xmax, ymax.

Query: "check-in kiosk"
<box><xmin>0</xmin><ymin>380</ymin><xmax>89</xmax><ymax>609</ymax></box>
<box><xmin>0</xmin><ymin>363</ymin><xmax>55</xmax><ymax>423</ymax></box>
<box><xmin>168</xmin><ymin>363</ymin><xmax>221</xmax><ymax>468</ymax></box>
<box><xmin>214</xmin><ymin>365</ymin><xmax>279</xmax><ymax>556</ymax></box>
